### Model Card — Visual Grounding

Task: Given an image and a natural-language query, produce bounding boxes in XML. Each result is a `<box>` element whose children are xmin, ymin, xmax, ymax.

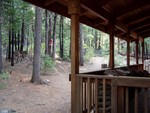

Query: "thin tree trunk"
<box><xmin>17</xmin><ymin>31</ymin><xmax>20</xmax><ymax>51</ymax></box>
<box><xmin>31</xmin><ymin>21</ymin><xmax>35</xmax><ymax>53</ymax></box>
<box><xmin>52</xmin><ymin>13</ymin><xmax>57</xmax><ymax>59</ymax></box>
<box><xmin>118</xmin><ymin>38</ymin><xmax>120</xmax><ymax>53</ymax></box>
<box><xmin>31</xmin><ymin>6</ymin><xmax>43</xmax><ymax>84</ymax></box>
<box><xmin>8</xmin><ymin>30</ymin><xmax>11</xmax><ymax>60</ymax></box>
<box><xmin>48</xmin><ymin>12</ymin><xmax>52</xmax><ymax>56</ymax></box>
<box><xmin>59</xmin><ymin>15</ymin><xmax>64</xmax><ymax>58</ymax></box>
<box><xmin>14</xmin><ymin>33</ymin><xmax>17</xmax><ymax>51</ymax></box>
<box><xmin>11</xmin><ymin>29</ymin><xmax>14</xmax><ymax>66</ymax></box>
<box><xmin>45</xmin><ymin>10</ymin><xmax>48</xmax><ymax>54</ymax></box>
<box><xmin>94</xmin><ymin>30</ymin><xmax>98</xmax><ymax>50</ymax></box>
<box><xmin>79</xmin><ymin>24</ymin><xmax>84</xmax><ymax>66</ymax></box>
<box><xmin>98</xmin><ymin>33</ymin><xmax>101</xmax><ymax>49</ymax></box>
<box><xmin>59</xmin><ymin>15</ymin><xmax>62</xmax><ymax>58</ymax></box>
<box><xmin>0</xmin><ymin>0</ymin><xmax>2</xmax><ymax>72</ymax></box>
<box><xmin>20</xmin><ymin>19</ymin><xmax>25</xmax><ymax>52</ymax></box>
<box><xmin>61</xmin><ymin>16</ymin><xmax>64</xmax><ymax>58</ymax></box>
<box><xmin>146</xmin><ymin>43</ymin><xmax>148</xmax><ymax>59</ymax></box>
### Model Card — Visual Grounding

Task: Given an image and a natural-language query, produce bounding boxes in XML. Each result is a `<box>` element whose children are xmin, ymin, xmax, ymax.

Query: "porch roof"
<box><xmin>23</xmin><ymin>0</ymin><xmax>150</xmax><ymax>42</ymax></box>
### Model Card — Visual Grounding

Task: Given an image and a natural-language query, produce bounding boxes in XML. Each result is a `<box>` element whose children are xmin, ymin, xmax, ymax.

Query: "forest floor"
<box><xmin>0</xmin><ymin>56</ymin><xmax>108</xmax><ymax>113</ymax></box>
<box><xmin>0</xmin><ymin>58</ymin><xmax>71</xmax><ymax>113</ymax></box>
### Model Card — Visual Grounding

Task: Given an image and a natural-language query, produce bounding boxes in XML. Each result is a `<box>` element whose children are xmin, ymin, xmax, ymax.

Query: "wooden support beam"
<box><xmin>138</xmin><ymin>28</ymin><xmax>150</xmax><ymax>35</ymax></box>
<box><xmin>130</xmin><ymin>31</ymin><xmax>138</xmax><ymax>39</ymax></box>
<box><xmin>141</xmin><ymin>34</ymin><xmax>150</xmax><ymax>38</ymax></box>
<box><xmin>80</xmin><ymin>1</ymin><xmax>143</xmax><ymax>41</ymax></box>
<box><xmin>80</xmin><ymin>10</ymin><xmax>89</xmax><ymax>16</ymax></box>
<box><xmin>127</xmin><ymin>33</ymin><xmax>130</xmax><ymax>66</ymax></box>
<box><xmin>45</xmin><ymin>0</ymin><xmax>57</xmax><ymax>6</ymax></box>
<box><xmin>129</xmin><ymin>18</ymin><xmax>150</xmax><ymax>31</ymax></box>
<box><xmin>81</xmin><ymin>0</ymin><xmax>111</xmax><ymax>21</ymax></box>
<box><xmin>142</xmin><ymin>40</ymin><xmax>145</xmax><ymax>63</ymax></box>
<box><xmin>108</xmin><ymin>22</ymin><xmax>115</xmax><ymax>69</ymax></box>
<box><xmin>68</xmin><ymin>0</ymin><xmax>80</xmax><ymax>113</ymax></box>
<box><xmin>94</xmin><ymin>19</ymin><xmax>107</xmax><ymax>27</ymax></box>
<box><xmin>136</xmin><ymin>37</ymin><xmax>139</xmax><ymax>64</ymax></box>
<box><xmin>115</xmin><ymin>1</ymin><xmax>150</xmax><ymax>17</ymax></box>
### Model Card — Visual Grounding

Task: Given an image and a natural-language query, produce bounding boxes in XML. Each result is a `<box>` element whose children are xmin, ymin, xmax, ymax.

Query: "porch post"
<box><xmin>127</xmin><ymin>33</ymin><xmax>130</xmax><ymax>66</ymax></box>
<box><xmin>136</xmin><ymin>37</ymin><xmax>139</xmax><ymax>64</ymax></box>
<box><xmin>108</xmin><ymin>22</ymin><xmax>115</xmax><ymax>69</ymax></box>
<box><xmin>142</xmin><ymin>39</ymin><xmax>145</xmax><ymax>64</ymax></box>
<box><xmin>68</xmin><ymin>0</ymin><xmax>80</xmax><ymax>113</ymax></box>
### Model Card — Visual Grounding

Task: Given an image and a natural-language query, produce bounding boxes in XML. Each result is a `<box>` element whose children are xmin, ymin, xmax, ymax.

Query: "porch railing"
<box><xmin>76</xmin><ymin>74</ymin><xmax>150</xmax><ymax>113</ymax></box>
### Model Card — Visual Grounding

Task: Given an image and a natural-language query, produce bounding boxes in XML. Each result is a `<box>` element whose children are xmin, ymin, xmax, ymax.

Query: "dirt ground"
<box><xmin>0</xmin><ymin>59</ymin><xmax>71</xmax><ymax>113</ymax></box>
<box><xmin>0</xmin><ymin>56</ymin><xmax>108</xmax><ymax>113</ymax></box>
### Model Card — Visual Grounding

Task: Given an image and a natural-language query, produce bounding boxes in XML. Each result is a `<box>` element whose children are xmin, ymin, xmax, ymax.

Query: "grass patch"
<box><xmin>0</xmin><ymin>71</ymin><xmax>9</xmax><ymax>80</ymax></box>
<box><xmin>0</xmin><ymin>71</ymin><xmax>9</xmax><ymax>90</ymax></box>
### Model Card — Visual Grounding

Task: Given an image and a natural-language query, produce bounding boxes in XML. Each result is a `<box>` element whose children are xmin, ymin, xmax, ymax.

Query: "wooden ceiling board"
<box><xmin>23</xmin><ymin>0</ymin><xmax>150</xmax><ymax>40</ymax></box>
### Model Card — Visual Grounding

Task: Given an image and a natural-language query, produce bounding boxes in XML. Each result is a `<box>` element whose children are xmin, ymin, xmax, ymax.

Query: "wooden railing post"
<box><xmin>127</xmin><ymin>33</ymin><xmax>130</xmax><ymax>66</ymax></box>
<box><xmin>68</xmin><ymin>0</ymin><xmax>80</xmax><ymax>113</ymax></box>
<box><xmin>136</xmin><ymin>37</ymin><xmax>139</xmax><ymax>65</ymax></box>
<box><xmin>142</xmin><ymin>41</ymin><xmax>145</xmax><ymax>64</ymax></box>
<box><xmin>111</xmin><ymin>78</ymin><xmax>117</xmax><ymax>113</ymax></box>
<box><xmin>108</xmin><ymin>22</ymin><xmax>115</xmax><ymax>69</ymax></box>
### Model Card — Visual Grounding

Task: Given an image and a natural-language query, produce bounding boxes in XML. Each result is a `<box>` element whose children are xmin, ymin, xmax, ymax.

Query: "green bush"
<box><xmin>0</xmin><ymin>71</ymin><xmax>9</xmax><ymax>80</ymax></box>
<box><xmin>42</xmin><ymin>55</ymin><xmax>55</xmax><ymax>73</ymax></box>
<box><xmin>84</xmin><ymin>47</ymin><xmax>94</xmax><ymax>62</ymax></box>
<box><xmin>0</xmin><ymin>71</ymin><xmax>8</xmax><ymax>90</ymax></box>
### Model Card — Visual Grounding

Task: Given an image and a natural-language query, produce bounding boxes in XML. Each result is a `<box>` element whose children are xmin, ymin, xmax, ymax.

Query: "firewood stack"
<box><xmin>98</xmin><ymin>84</ymin><xmax>111</xmax><ymax>113</ymax></box>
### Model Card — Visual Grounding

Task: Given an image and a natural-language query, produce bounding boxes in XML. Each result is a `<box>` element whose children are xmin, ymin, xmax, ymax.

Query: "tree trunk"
<box><xmin>59</xmin><ymin>15</ymin><xmax>64</xmax><ymax>58</ymax></box>
<box><xmin>45</xmin><ymin>10</ymin><xmax>48</xmax><ymax>54</ymax></box>
<box><xmin>61</xmin><ymin>16</ymin><xmax>64</xmax><ymax>58</ymax></box>
<box><xmin>0</xmin><ymin>0</ymin><xmax>2</xmax><ymax>72</ymax></box>
<box><xmin>98</xmin><ymin>33</ymin><xmax>101</xmax><ymax>49</ymax></box>
<box><xmin>14</xmin><ymin>33</ymin><xmax>17</xmax><ymax>51</ymax></box>
<box><xmin>48</xmin><ymin>12</ymin><xmax>52</xmax><ymax>56</ymax></box>
<box><xmin>11</xmin><ymin>29</ymin><xmax>14</xmax><ymax>66</ymax></box>
<box><xmin>146</xmin><ymin>43</ymin><xmax>148</xmax><ymax>59</ymax></box>
<box><xmin>31</xmin><ymin>6</ymin><xmax>43</xmax><ymax>84</ymax></box>
<box><xmin>17</xmin><ymin>31</ymin><xmax>20</xmax><ymax>51</ymax></box>
<box><xmin>8</xmin><ymin>30</ymin><xmax>11</xmax><ymax>61</ymax></box>
<box><xmin>79</xmin><ymin>24</ymin><xmax>84</xmax><ymax>66</ymax></box>
<box><xmin>138</xmin><ymin>43</ymin><xmax>141</xmax><ymax>57</ymax></box>
<box><xmin>52</xmin><ymin>13</ymin><xmax>57</xmax><ymax>59</ymax></box>
<box><xmin>21</xmin><ymin>19</ymin><xmax>25</xmax><ymax>52</ymax></box>
<box><xmin>94</xmin><ymin>30</ymin><xmax>98</xmax><ymax>50</ymax></box>
<box><xmin>59</xmin><ymin>15</ymin><xmax>62</xmax><ymax>58</ymax></box>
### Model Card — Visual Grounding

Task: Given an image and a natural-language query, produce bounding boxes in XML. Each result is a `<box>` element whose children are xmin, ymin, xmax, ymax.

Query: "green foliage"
<box><xmin>0</xmin><ymin>71</ymin><xmax>9</xmax><ymax>80</ymax></box>
<box><xmin>42</xmin><ymin>54</ymin><xmax>55</xmax><ymax>74</ymax></box>
<box><xmin>84</xmin><ymin>47</ymin><xmax>94</xmax><ymax>62</ymax></box>
<box><xmin>114</xmin><ymin>54</ymin><xmax>126</xmax><ymax>67</ymax></box>
<box><xmin>0</xmin><ymin>71</ymin><xmax>8</xmax><ymax>90</ymax></box>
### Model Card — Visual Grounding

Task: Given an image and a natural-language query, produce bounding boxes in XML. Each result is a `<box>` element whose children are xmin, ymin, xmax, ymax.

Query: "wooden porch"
<box><xmin>23</xmin><ymin>0</ymin><xmax>150</xmax><ymax>113</ymax></box>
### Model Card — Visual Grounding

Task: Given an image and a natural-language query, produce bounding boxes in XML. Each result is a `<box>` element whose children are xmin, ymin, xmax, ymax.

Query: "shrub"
<box><xmin>0</xmin><ymin>71</ymin><xmax>9</xmax><ymax>80</ymax></box>
<box><xmin>84</xmin><ymin>47</ymin><xmax>94</xmax><ymax>62</ymax></box>
<box><xmin>41</xmin><ymin>55</ymin><xmax>55</xmax><ymax>74</ymax></box>
<box><xmin>0</xmin><ymin>71</ymin><xmax>9</xmax><ymax>90</ymax></box>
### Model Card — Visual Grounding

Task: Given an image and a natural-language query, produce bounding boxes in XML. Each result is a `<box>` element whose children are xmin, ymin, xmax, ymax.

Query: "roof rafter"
<box><xmin>129</xmin><ymin>18</ymin><xmax>150</xmax><ymax>30</ymax></box>
<box><xmin>80</xmin><ymin>0</ymin><xmax>143</xmax><ymax>41</ymax></box>
<box><xmin>124</xmin><ymin>10</ymin><xmax>150</xmax><ymax>24</ymax></box>
<box><xmin>115</xmin><ymin>1</ymin><xmax>150</xmax><ymax>17</ymax></box>
<box><xmin>45</xmin><ymin>0</ymin><xmax>57</xmax><ymax>6</ymax></box>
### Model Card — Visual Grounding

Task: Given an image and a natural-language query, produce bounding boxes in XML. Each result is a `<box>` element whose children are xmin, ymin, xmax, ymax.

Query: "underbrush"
<box><xmin>41</xmin><ymin>55</ymin><xmax>55</xmax><ymax>75</ymax></box>
<box><xmin>0</xmin><ymin>71</ymin><xmax>9</xmax><ymax>90</ymax></box>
